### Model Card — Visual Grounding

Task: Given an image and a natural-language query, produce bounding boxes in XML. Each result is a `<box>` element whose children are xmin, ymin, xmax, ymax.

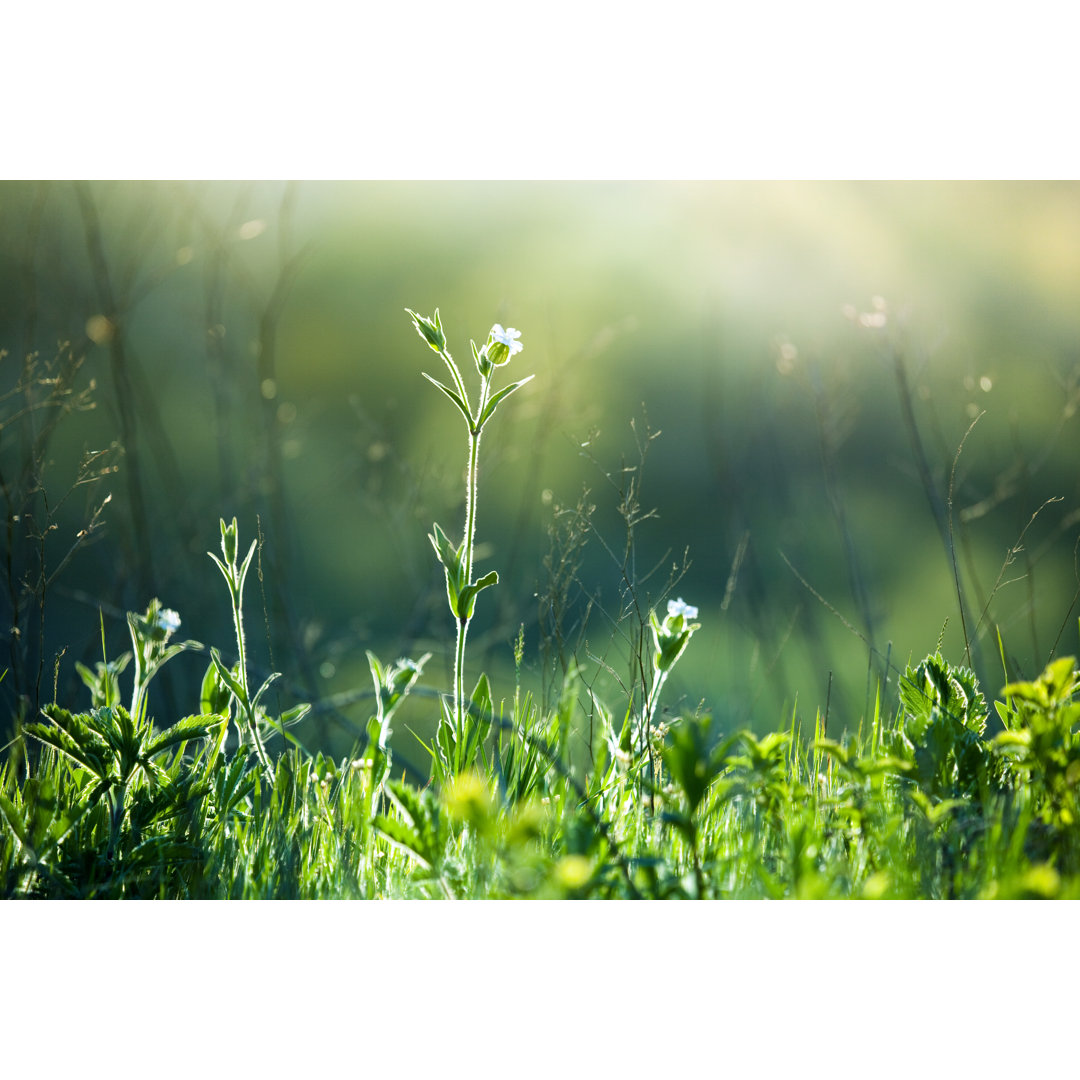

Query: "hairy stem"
<box><xmin>452</xmin><ymin>374</ymin><xmax>490</xmax><ymax>734</ymax></box>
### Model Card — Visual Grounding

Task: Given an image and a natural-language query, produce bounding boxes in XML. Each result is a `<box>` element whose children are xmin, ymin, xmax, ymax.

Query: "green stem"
<box><xmin>452</xmin><ymin>374</ymin><xmax>490</xmax><ymax>736</ymax></box>
<box><xmin>462</xmin><ymin>373</ymin><xmax>490</xmax><ymax>582</ymax></box>
<box><xmin>644</xmin><ymin>669</ymin><xmax>669</xmax><ymax>736</ymax></box>
<box><xmin>454</xmin><ymin>616</ymin><xmax>469</xmax><ymax>746</ymax></box>
<box><xmin>231</xmin><ymin>581</ymin><xmax>273</xmax><ymax>782</ymax></box>
<box><xmin>642</xmin><ymin>668</ymin><xmax>669</xmax><ymax>817</ymax></box>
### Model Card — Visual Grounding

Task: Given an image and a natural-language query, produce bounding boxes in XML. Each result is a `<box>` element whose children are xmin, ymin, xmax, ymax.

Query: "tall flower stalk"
<box><xmin>406</xmin><ymin>309</ymin><xmax>532</xmax><ymax>747</ymax></box>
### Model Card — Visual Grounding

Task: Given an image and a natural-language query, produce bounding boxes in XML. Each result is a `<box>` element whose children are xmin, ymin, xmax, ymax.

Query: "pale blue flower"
<box><xmin>490</xmin><ymin>324</ymin><xmax>523</xmax><ymax>356</ymax></box>
<box><xmin>667</xmin><ymin>598</ymin><xmax>698</xmax><ymax>620</ymax></box>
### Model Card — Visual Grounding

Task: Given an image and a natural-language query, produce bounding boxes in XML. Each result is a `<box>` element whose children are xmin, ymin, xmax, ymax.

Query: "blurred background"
<box><xmin>3</xmin><ymin>180</ymin><xmax>1080</xmax><ymax>768</ymax></box>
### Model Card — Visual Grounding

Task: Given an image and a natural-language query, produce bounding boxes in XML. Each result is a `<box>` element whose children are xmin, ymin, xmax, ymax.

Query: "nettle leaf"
<box><xmin>373</xmin><ymin>813</ymin><xmax>429</xmax><ymax>869</ymax></box>
<box><xmin>1003</xmin><ymin>656</ymin><xmax>1079</xmax><ymax>710</ymax></box>
<box><xmin>28</xmin><ymin>708</ymin><xmax>111</xmax><ymax>780</ymax></box>
<box><xmin>0</xmin><ymin>793</ymin><xmax>30</xmax><ymax>848</ymax></box>
<box><xmin>902</xmin><ymin>653</ymin><xmax>987</xmax><ymax>738</ymax></box>
<box><xmin>144</xmin><ymin>715</ymin><xmax>216</xmax><ymax>758</ymax></box>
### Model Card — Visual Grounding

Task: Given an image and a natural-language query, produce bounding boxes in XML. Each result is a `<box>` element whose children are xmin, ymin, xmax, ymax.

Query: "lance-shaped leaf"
<box><xmin>250</xmin><ymin>671</ymin><xmax>282</xmax><ymax>713</ymax></box>
<box><xmin>210</xmin><ymin>647</ymin><xmax>249</xmax><ymax>707</ymax></box>
<box><xmin>200</xmin><ymin>661</ymin><xmax>232</xmax><ymax>717</ymax></box>
<box><xmin>476</xmin><ymin>374</ymin><xmax>534</xmax><ymax>429</ymax></box>
<box><xmin>429</xmin><ymin>521</ymin><xmax>469</xmax><ymax>615</ymax></box>
<box><xmin>455</xmin><ymin>569</ymin><xmax>499</xmax><ymax>620</ymax></box>
<box><xmin>422</xmin><ymin>371</ymin><xmax>473</xmax><ymax>426</ymax></box>
<box><xmin>471</xmin><ymin>338</ymin><xmax>492</xmax><ymax>378</ymax></box>
<box><xmin>279</xmin><ymin>702</ymin><xmax>311</xmax><ymax>727</ymax></box>
<box><xmin>469</xmin><ymin>672</ymin><xmax>493</xmax><ymax>723</ymax></box>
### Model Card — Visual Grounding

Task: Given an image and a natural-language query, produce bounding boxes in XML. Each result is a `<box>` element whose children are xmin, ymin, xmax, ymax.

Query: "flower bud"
<box><xmin>406</xmin><ymin>308</ymin><xmax>446</xmax><ymax>354</ymax></box>
<box><xmin>221</xmin><ymin>517</ymin><xmax>238</xmax><ymax>566</ymax></box>
<box><xmin>471</xmin><ymin>339</ymin><xmax>493</xmax><ymax>378</ymax></box>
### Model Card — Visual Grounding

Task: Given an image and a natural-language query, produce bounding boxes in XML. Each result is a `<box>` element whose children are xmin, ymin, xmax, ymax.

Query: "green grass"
<box><xmin>5</xmin><ymin>306</ymin><xmax>1080</xmax><ymax>901</ymax></box>
<box><xmin>4</xmin><ymin>612</ymin><xmax>1080</xmax><ymax>899</ymax></box>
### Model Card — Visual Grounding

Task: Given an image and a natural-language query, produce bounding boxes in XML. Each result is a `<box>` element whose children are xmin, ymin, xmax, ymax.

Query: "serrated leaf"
<box><xmin>26</xmin><ymin>711</ymin><xmax>110</xmax><ymax>780</ymax></box>
<box><xmin>0</xmin><ymin>792</ymin><xmax>30</xmax><ymax>848</ymax></box>
<box><xmin>144</xmin><ymin>714</ymin><xmax>215</xmax><ymax>757</ymax></box>
<box><xmin>373</xmin><ymin>814</ymin><xmax>430</xmax><ymax>869</ymax></box>
<box><xmin>386</xmin><ymin>778</ymin><xmax>424</xmax><ymax>828</ymax></box>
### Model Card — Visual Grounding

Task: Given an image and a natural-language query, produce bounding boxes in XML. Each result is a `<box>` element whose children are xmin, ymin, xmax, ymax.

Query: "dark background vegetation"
<box><xmin>3</xmin><ymin>180</ymin><xmax>1080</xmax><ymax>764</ymax></box>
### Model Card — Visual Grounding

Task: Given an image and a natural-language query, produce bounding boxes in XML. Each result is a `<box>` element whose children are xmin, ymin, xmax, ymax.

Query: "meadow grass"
<box><xmin>3</xmin><ymin>308</ymin><xmax>1080</xmax><ymax>900</ymax></box>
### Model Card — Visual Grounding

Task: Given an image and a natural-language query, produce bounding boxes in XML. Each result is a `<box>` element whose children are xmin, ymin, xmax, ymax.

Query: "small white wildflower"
<box><xmin>156</xmin><ymin>608</ymin><xmax>181</xmax><ymax>636</ymax></box>
<box><xmin>490</xmin><ymin>324</ymin><xmax>523</xmax><ymax>356</ymax></box>
<box><xmin>667</xmin><ymin>597</ymin><xmax>698</xmax><ymax>620</ymax></box>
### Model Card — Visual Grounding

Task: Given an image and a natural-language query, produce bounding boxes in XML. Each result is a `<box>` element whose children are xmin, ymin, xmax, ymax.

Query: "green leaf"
<box><xmin>236</xmin><ymin>539</ymin><xmax>258</xmax><ymax>598</ymax></box>
<box><xmin>27</xmin><ymin>708</ymin><xmax>111</xmax><ymax>780</ymax></box>
<box><xmin>200</xmin><ymin>661</ymin><xmax>232</xmax><ymax>717</ymax></box>
<box><xmin>279</xmin><ymin>703</ymin><xmax>311</xmax><ymax>728</ymax></box>
<box><xmin>144</xmin><ymin>714</ymin><xmax>216</xmax><ymax>757</ymax></box>
<box><xmin>210</xmin><ymin>648</ymin><xmax>248</xmax><ymax>706</ymax></box>
<box><xmin>25</xmin><ymin>778</ymin><xmax>58</xmax><ymax>852</ymax></box>
<box><xmin>250</xmin><ymin>671</ymin><xmax>281</xmax><ymax>712</ymax></box>
<box><xmin>455</xmin><ymin>569</ymin><xmax>499</xmax><ymax>620</ymax></box>
<box><xmin>0</xmin><ymin>793</ymin><xmax>30</xmax><ymax>848</ymax></box>
<box><xmin>421</xmin><ymin>372</ymin><xmax>472</xmax><ymax>425</ymax></box>
<box><xmin>429</xmin><ymin>522</ymin><xmax>467</xmax><ymax>615</ymax></box>
<box><xmin>477</xmin><ymin>374</ymin><xmax>534</xmax><ymax>428</ymax></box>
<box><xmin>811</xmin><ymin>738</ymin><xmax>851</xmax><ymax>768</ymax></box>
<box><xmin>373</xmin><ymin>814</ymin><xmax>430</xmax><ymax>869</ymax></box>
<box><xmin>470</xmin><ymin>672</ymin><xmax>493</xmax><ymax>722</ymax></box>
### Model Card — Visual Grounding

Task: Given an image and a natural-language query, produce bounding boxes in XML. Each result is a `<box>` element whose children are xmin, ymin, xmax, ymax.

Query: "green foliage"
<box><xmin>7</xmin><ymin>308</ymin><xmax>1080</xmax><ymax>900</ymax></box>
<box><xmin>993</xmin><ymin>656</ymin><xmax>1080</xmax><ymax>833</ymax></box>
<box><xmin>891</xmin><ymin>652</ymin><xmax>991</xmax><ymax>802</ymax></box>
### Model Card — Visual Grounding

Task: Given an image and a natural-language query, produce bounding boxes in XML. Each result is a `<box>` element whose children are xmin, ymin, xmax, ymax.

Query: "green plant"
<box><xmin>891</xmin><ymin>651</ymin><xmax>991</xmax><ymax>802</ymax></box>
<box><xmin>406</xmin><ymin>308</ymin><xmax>533</xmax><ymax>776</ymax></box>
<box><xmin>207</xmin><ymin>517</ymin><xmax>309</xmax><ymax>783</ymax></box>
<box><xmin>993</xmin><ymin>655</ymin><xmax>1080</xmax><ymax>831</ymax></box>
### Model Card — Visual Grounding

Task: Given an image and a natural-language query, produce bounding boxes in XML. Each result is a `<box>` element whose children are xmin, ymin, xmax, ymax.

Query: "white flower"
<box><xmin>490</xmin><ymin>324</ymin><xmax>523</xmax><ymax>356</ymax></box>
<box><xmin>155</xmin><ymin>608</ymin><xmax>181</xmax><ymax>636</ymax></box>
<box><xmin>667</xmin><ymin>598</ymin><xmax>698</xmax><ymax>620</ymax></box>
